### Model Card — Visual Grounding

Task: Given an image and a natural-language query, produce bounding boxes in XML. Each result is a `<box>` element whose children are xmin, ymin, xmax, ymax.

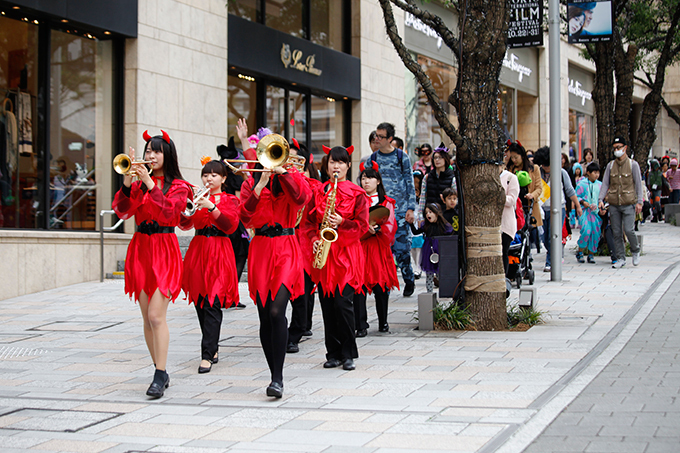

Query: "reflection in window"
<box><xmin>290</xmin><ymin>91</ymin><xmax>307</xmax><ymax>141</ymax></box>
<box><xmin>266</xmin><ymin>85</ymin><xmax>286</xmax><ymax>135</ymax></box>
<box><xmin>227</xmin><ymin>73</ymin><xmax>257</xmax><ymax>143</ymax></box>
<box><xmin>497</xmin><ymin>85</ymin><xmax>514</xmax><ymax>142</ymax></box>
<box><xmin>311</xmin><ymin>1</ymin><xmax>344</xmax><ymax>51</ymax></box>
<box><xmin>311</xmin><ymin>95</ymin><xmax>343</xmax><ymax>162</ymax></box>
<box><xmin>266</xmin><ymin>0</ymin><xmax>304</xmax><ymax>39</ymax></box>
<box><xmin>0</xmin><ymin>16</ymin><xmax>39</xmax><ymax>228</ymax></box>
<box><xmin>49</xmin><ymin>30</ymin><xmax>113</xmax><ymax>230</ymax></box>
<box><xmin>228</xmin><ymin>0</ymin><xmax>259</xmax><ymax>22</ymax></box>
<box><xmin>569</xmin><ymin>110</ymin><xmax>593</xmax><ymax>162</ymax></box>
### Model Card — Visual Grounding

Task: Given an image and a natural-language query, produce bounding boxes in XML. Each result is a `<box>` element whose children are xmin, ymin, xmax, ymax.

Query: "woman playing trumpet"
<box><xmin>112</xmin><ymin>130</ymin><xmax>192</xmax><ymax>399</ymax></box>
<box><xmin>239</xmin><ymin>139</ymin><xmax>312</xmax><ymax>398</ymax></box>
<box><xmin>180</xmin><ymin>158</ymin><xmax>240</xmax><ymax>374</ymax></box>
<box><xmin>301</xmin><ymin>145</ymin><xmax>369</xmax><ymax>371</ymax></box>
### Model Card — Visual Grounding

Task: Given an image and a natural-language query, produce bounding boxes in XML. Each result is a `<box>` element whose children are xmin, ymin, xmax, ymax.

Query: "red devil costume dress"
<box><xmin>113</xmin><ymin>176</ymin><xmax>192</xmax><ymax>302</ymax></box>
<box><xmin>180</xmin><ymin>192</ymin><xmax>240</xmax><ymax>307</ymax></box>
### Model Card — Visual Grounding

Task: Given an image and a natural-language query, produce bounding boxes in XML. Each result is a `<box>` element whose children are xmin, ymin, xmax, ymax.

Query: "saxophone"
<box><xmin>312</xmin><ymin>172</ymin><xmax>339</xmax><ymax>269</ymax></box>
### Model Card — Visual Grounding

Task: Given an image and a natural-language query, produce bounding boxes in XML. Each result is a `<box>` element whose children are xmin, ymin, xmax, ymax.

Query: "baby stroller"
<box><xmin>507</xmin><ymin>199</ymin><xmax>536</xmax><ymax>288</ymax></box>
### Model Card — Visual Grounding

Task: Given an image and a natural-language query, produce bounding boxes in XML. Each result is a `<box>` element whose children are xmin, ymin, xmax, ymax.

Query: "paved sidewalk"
<box><xmin>0</xmin><ymin>221</ymin><xmax>678</xmax><ymax>452</ymax></box>
<box><xmin>524</xmin><ymin>273</ymin><xmax>680</xmax><ymax>453</ymax></box>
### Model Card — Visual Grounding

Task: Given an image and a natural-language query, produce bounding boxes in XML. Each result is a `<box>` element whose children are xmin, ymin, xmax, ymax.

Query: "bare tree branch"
<box><xmin>661</xmin><ymin>97</ymin><xmax>680</xmax><ymax>127</ymax></box>
<box><xmin>377</xmin><ymin>0</ymin><xmax>466</xmax><ymax>151</ymax></box>
<box><xmin>391</xmin><ymin>0</ymin><xmax>460</xmax><ymax>62</ymax></box>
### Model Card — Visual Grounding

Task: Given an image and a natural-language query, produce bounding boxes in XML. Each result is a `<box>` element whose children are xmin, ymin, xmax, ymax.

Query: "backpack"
<box><xmin>367</xmin><ymin>149</ymin><xmax>405</xmax><ymax>174</ymax></box>
<box><xmin>515</xmin><ymin>197</ymin><xmax>525</xmax><ymax>230</ymax></box>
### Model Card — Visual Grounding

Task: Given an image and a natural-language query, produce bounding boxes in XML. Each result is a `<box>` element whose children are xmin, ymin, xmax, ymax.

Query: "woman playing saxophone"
<box><xmin>301</xmin><ymin>145</ymin><xmax>369</xmax><ymax>371</ymax></box>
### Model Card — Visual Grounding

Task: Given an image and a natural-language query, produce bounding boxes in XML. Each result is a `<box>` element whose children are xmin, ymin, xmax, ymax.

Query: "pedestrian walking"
<box><xmin>417</xmin><ymin>144</ymin><xmax>456</xmax><ymax>220</ymax></box>
<box><xmin>180</xmin><ymin>158</ymin><xmax>240</xmax><ymax>374</ymax></box>
<box><xmin>239</xmin><ymin>144</ymin><xmax>312</xmax><ymax>398</ymax></box>
<box><xmin>301</xmin><ymin>145</ymin><xmax>369</xmax><ymax>372</ymax></box>
<box><xmin>365</xmin><ymin>122</ymin><xmax>417</xmax><ymax>297</ymax></box>
<box><xmin>575</xmin><ymin>162</ymin><xmax>603</xmax><ymax>264</ymax></box>
<box><xmin>413</xmin><ymin>143</ymin><xmax>434</xmax><ymax>174</ymax></box>
<box><xmin>353</xmin><ymin>161</ymin><xmax>399</xmax><ymax>337</ymax></box>
<box><xmin>500</xmin><ymin>167</ymin><xmax>520</xmax><ymax>277</ymax></box>
<box><xmin>598</xmin><ymin>136</ymin><xmax>643</xmax><ymax>268</ymax></box>
<box><xmin>409</xmin><ymin>203</ymin><xmax>453</xmax><ymax>293</ymax></box>
<box><xmin>647</xmin><ymin>159</ymin><xmax>663</xmax><ymax>222</ymax></box>
<box><xmin>112</xmin><ymin>130</ymin><xmax>192</xmax><ymax>399</ymax></box>
<box><xmin>665</xmin><ymin>158</ymin><xmax>680</xmax><ymax>204</ymax></box>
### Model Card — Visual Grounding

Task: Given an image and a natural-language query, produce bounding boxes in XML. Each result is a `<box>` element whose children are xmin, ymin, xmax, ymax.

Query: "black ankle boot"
<box><xmin>146</xmin><ymin>369</ymin><xmax>169</xmax><ymax>398</ymax></box>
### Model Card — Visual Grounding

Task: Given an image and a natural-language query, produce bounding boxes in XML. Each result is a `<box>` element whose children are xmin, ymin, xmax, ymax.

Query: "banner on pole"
<box><xmin>508</xmin><ymin>0</ymin><xmax>543</xmax><ymax>48</ymax></box>
<box><xmin>567</xmin><ymin>0</ymin><xmax>613</xmax><ymax>44</ymax></box>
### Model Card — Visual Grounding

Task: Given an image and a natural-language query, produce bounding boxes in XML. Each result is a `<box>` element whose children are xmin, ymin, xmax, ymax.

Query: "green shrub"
<box><xmin>507</xmin><ymin>304</ymin><xmax>545</xmax><ymax>328</ymax></box>
<box><xmin>433</xmin><ymin>301</ymin><xmax>474</xmax><ymax>330</ymax></box>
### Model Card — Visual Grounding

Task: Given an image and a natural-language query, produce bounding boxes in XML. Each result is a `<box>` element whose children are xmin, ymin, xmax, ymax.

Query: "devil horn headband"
<box><xmin>142</xmin><ymin>130</ymin><xmax>171</xmax><ymax>145</ymax></box>
<box><xmin>291</xmin><ymin>138</ymin><xmax>300</xmax><ymax>150</ymax></box>
<box><xmin>322</xmin><ymin>145</ymin><xmax>332</xmax><ymax>154</ymax></box>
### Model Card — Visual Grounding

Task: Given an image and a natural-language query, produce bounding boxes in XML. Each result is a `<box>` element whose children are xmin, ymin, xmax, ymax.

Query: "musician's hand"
<box><xmin>368</xmin><ymin>224</ymin><xmax>377</xmax><ymax>235</ymax></box>
<box><xmin>254</xmin><ymin>170</ymin><xmax>271</xmax><ymax>196</ymax></box>
<box><xmin>329</xmin><ymin>213</ymin><xmax>343</xmax><ymax>228</ymax></box>
<box><xmin>135</xmin><ymin>163</ymin><xmax>154</xmax><ymax>190</ymax></box>
<box><xmin>123</xmin><ymin>146</ymin><xmax>135</xmax><ymax>187</ymax></box>
<box><xmin>273</xmin><ymin>166</ymin><xmax>287</xmax><ymax>175</ymax></box>
<box><xmin>195</xmin><ymin>196</ymin><xmax>213</xmax><ymax>210</ymax></box>
<box><xmin>312</xmin><ymin>239</ymin><xmax>321</xmax><ymax>254</ymax></box>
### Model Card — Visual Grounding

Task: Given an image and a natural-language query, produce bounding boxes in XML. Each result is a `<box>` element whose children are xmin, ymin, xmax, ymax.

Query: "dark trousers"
<box><xmin>195</xmin><ymin>295</ymin><xmax>223</xmax><ymax>361</ymax></box>
<box><xmin>319</xmin><ymin>283</ymin><xmax>358</xmax><ymax>361</ymax></box>
<box><xmin>502</xmin><ymin>232</ymin><xmax>513</xmax><ymax>277</ymax></box>
<box><xmin>256</xmin><ymin>286</ymin><xmax>291</xmax><ymax>384</ymax></box>
<box><xmin>353</xmin><ymin>285</ymin><xmax>389</xmax><ymax>331</ymax></box>
<box><xmin>288</xmin><ymin>272</ymin><xmax>315</xmax><ymax>345</ymax></box>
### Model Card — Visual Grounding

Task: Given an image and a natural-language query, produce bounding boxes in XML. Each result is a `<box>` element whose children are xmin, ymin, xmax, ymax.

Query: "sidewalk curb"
<box><xmin>486</xmin><ymin>260</ymin><xmax>680</xmax><ymax>453</ymax></box>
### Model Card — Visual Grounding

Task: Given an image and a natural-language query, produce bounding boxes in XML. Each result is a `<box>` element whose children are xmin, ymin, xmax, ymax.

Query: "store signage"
<box><xmin>405</xmin><ymin>12</ymin><xmax>443</xmax><ymax>49</ymax></box>
<box><xmin>568</xmin><ymin>0</ymin><xmax>613</xmax><ymax>44</ymax></box>
<box><xmin>502</xmin><ymin>52</ymin><xmax>532</xmax><ymax>82</ymax></box>
<box><xmin>568</xmin><ymin>78</ymin><xmax>592</xmax><ymax>105</ymax></box>
<box><xmin>508</xmin><ymin>0</ymin><xmax>543</xmax><ymax>48</ymax></box>
<box><xmin>280</xmin><ymin>43</ymin><xmax>322</xmax><ymax>76</ymax></box>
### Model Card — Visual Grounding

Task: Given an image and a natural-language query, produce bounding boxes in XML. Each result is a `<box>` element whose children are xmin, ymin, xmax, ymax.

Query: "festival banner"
<box><xmin>567</xmin><ymin>0</ymin><xmax>613</xmax><ymax>44</ymax></box>
<box><xmin>508</xmin><ymin>0</ymin><xmax>543</xmax><ymax>48</ymax></box>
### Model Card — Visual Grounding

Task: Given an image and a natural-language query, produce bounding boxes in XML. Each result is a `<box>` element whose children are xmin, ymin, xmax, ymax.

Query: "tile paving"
<box><xmin>0</xmin><ymin>221</ymin><xmax>678</xmax><ymax>451</ymax></box>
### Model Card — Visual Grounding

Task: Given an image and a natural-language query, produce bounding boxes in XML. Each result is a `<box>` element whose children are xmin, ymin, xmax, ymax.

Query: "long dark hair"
<box><xmin>506</xmin><ymin>141</ymin><xmax>531</xmax><ymax>173</ymax></box>
<box><xmin>422</xmin><ymin>203</ymin><xmax>451</xmax><ymax>236</ymax></box>
<box><xmin>201</xmin><ymin>160</ymin><xmax>229</xmax><ymax>193</ymax></box>
<box><xmin>144</xmin><ymin>135</ymin><xmax>184</xmax><ymax>194</ymax></box>
<box><xmin>292</xmin><ymin>140</ymin><xmax>319</xmax><ymax>181</ymax></box>
<box><xmin>431</xmin><ymin>148</ymin><xmax>452</xmax><ymax>175</ymax></box>
<box><xmin>321</xmin><ymin>146</ymin><xmax>351</xmax><ymax>184</ymax></box>
<box><xmin>251</xmin><ymin>163</ymin><xmax>283</xmax><ymax>196</ymax></box>
<box><xmin>359</xmin><ymin>166</ymin><xmax>386</xmax><ymax>205</ymax></box>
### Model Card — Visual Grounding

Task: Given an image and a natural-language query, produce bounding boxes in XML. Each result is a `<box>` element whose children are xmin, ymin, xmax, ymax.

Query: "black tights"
<box><xmin>256</xmin><ymin>285</ymin><xmax>291</xmax><ymax>384</ymax></box>
<box><xmin>353</xmin><ymin>285</ymin><xmax>389</xmax><ymax>331</ymax></box>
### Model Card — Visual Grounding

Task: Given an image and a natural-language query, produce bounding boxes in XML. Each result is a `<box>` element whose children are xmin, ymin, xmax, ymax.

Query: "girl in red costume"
<box><xmin>239</xmin><ymin>147</ymin><xmax>312</xmax><ymax>398</ymax></box>
<box><xmin>112</xmin><ymin>130</ymin><xmax>192</xmax><ymax>399</ymax></box>
<box><xmin>287</xmin><ymin>139</ymin><xmax>322</xmax><ymax>354</ymax></box>
<box><xmin>180</xmin><ymin>158</ymin><xmax>240</xmax><ymax>374</ymax></box>
<box><xmin>353</xmin><ymin>161</ymin><xmax>399</xmax><ymax>336</ymax></box>
<box><xmin>301</xmin><ymin>145</ymin><xmax>369</xmax><ymax>371</ymax></box>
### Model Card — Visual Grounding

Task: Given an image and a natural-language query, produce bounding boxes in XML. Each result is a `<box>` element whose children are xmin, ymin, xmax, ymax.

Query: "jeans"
<box><xmin>543</xmin><ymin>207</ymin><xmax>565</xmax><ymax>268</ymax></box>
<box><xmin>609</xmin><ymin>204</ymin><xmax>639</xmax><ymax>262</ymax></box>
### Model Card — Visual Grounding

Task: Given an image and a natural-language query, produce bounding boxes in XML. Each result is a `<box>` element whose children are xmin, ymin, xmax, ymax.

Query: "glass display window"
<box><xmin>569</xmin><ymin>109</ymin><xmax>593</xmax><ymax>162</ymax></box>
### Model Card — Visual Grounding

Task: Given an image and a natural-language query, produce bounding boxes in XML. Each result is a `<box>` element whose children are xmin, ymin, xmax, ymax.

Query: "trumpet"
<box><xmin>223</xmin><ymin>134</ymin><xmax>305</xmax><ymax>173</ymax></box>
<box><xmin>113</xmin><ymin>154</ymin><xmax>152</xmax><ymax>176</ymax></box>
<box><xmin>183</xmin><ymin>183</ymin><xmax>211</xmax><ymax>217</ymax></box>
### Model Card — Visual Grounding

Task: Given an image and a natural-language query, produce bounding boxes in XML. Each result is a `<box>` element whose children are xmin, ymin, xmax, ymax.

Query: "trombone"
<box><xmin>183</xmin><ymin>183</ymin><xmax>211</xmax><ymax>217</ymax></box>
<box><xmin>113</xmin><ymin>154</ymin><xmax>153</xmax><ymax>176</ymax></box>
<box><xmin>223</xmin><ymin>134</ymin><xmax>305</xmax><ymax>173</ymax></box>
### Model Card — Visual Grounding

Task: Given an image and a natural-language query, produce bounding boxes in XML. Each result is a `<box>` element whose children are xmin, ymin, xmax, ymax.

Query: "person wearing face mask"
<box><xmin>598</xmin><ymin>136</ymin><xmax>644</xmax><ymax>269</ymax></box>
<box><xmin>413</xmin><ymin>144</ymin><xmax>434</xmax><ymax>174</ymax></box>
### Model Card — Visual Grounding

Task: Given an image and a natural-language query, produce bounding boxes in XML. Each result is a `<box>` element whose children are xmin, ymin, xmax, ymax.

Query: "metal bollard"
<box><xmin>418</xmin><ymin>292</ymin><xmax>437</xmax><ymax>331</ymax></box>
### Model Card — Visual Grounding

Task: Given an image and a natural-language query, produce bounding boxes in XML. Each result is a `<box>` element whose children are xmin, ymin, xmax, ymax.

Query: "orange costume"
<box><xmin>112</xmin><ymin>176</ymin><xmax>192</xmax><ymax>302</ymax></box>
<box><xmin>180</xmin><ymin>192</ymin><xmax>241</xmax><ymax>307</ymax></box>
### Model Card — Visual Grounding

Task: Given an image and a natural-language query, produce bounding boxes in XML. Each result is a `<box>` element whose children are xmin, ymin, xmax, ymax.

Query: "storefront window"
<box><xmin>266</xmin><ymin>85</ymin><xmax>286</xmax><ymax>135</ymax></box>
<box><xmin>227</xmin><ymin>0</ymin><xmax>260</xmax><ymax>22</ymax></box>
<box><xmin>227</xmin><ymin>73</ymin><xmax>256</xmax><ymax>142</ymax></box>
<box><xmin>498</xmin><ymin>85</ymin><xmax>515</xmax><ymax>141</ymax></box>
<box><xmin>310</xmin><ymin>95</ymin><xmax>343</xmax><ymax>161</ymax></box>
<box><xmin>290</xmin><ymin>90</ymin><xmax>307</xmax><ymax>140</ymax></box>
<box><xmin>406</xmin><ymin>55</ymin><xmax>457</xmax><ymax>154</ymax></box>
<box><xmin>569</xmin><ymin>109</ymin><xmax>593</xmax><ymax>162</ymax></box>
<box><xmin>0</xmin><ymin>16</ymin><xmax>39</xmax><ymax>228</ymax></box>
<box><xmin>265</xmin><ymin>0</ymin><xmax>304</xmax><ymax>39</ymax></box>
<box><xmin>311</xmin><ymin>1</ymin><xmax>344</xmax><ymax>51</ymax></box>
<box><xmin>49</xmin><ymin>30</ymin><xmax>114</xmax><ymax>230</ymax></box>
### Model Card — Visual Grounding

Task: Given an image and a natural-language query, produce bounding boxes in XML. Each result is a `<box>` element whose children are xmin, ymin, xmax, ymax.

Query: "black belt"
<box><xmin>254</xmin><ymin>223</ymin><xmax>295</xmax><ymax>237</ymax></box>
<box><xmin>196</xmin><ymin>226</ymin><xmax>228</xmax><ymax>238</ymax></box>
<box><xmin>137</xmin><ymin>221</ymin><xmax>175</xmax><ymax>235</ymax></box>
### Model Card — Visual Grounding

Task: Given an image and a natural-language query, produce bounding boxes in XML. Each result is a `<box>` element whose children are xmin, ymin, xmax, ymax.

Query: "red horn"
<box><xmin>346</xmin><ymin>145</ymin><xmax>354</xmax><ymax>155</ymax></box>
<box><xmin>516</xmin><ymin>139</ymin><xmax>523</xmax><ymax>148</ymax></box>
<box><xmin>506</xmin><ymin>139</ymin><xmax>512</xmax><ymax>147</ymax></box>
<box><xmin>309</xmin><ymin>153</ymin><xmax>313</xmax><ymax>163</ymax></box>
<box><xmin>142</xmin><ymin>130</ymin><xmax>152</xmax><ymax>142</ymax></box>
<box><xmin>372</xmin><ymin>161</ymin><xmax>379</xmax><ymax>171</ymax></box>
<box><xmin>161</xmin><ymin>130</ymin><xmax>171</xmax><ymax>144</ymax></box>
<box><xmin>291</xmin><ymin>138</ymin><xmax>300</xmax><ymax>150</ymax></box>
<box><xmin>360</xmin><ymin>162</ymin><xmax>366</xmax><ymax>172</ymax></box>
<box><xmin>322</xmin><ymin>145</ymin><xmax>331</xmax><ymax>154</ymax></box>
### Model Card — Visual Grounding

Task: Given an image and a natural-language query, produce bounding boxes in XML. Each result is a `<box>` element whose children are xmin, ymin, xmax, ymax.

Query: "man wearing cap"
<box><xmin>665</xmin><ymin>158</ymin><xmax>680</xmax><ymax>204</ymax></box>
<box><xmin>598</xmin><ymin>136</ymin><xmax>643</xmax><ymax>268</ymax></box>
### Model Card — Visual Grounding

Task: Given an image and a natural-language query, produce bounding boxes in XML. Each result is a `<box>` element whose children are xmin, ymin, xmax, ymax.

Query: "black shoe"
<box><xmin>235</xmin><ymin>302</ymin><xmax>246</xmax><ymax>309</ymax></box>
<box><xmin>403</xmin><ymin>281</ymin><xmax>415</xmax><ymax>297</ymax></box>
<box><xmin>356</xmin><ymin>329</ymin><xmax>367</xmax><ymax>338</ymax></box>
<box><xmin>146</xmin><ymin>369</ymin><xmax>169</xmax><ymax>398</ymax></box>
<box><xmin>266</xmin><ymin>381</ymin><xmax>283</xmax><ymax>398</ymax></box>
<box><xmin>433</xmin><ymin>276</ymin><xmax>439</xmax><ymax>287</ymax></box>
<box><xmin>379</xmin><ymin>323</ymin><xmax>389</xmax><ymax>333</ymax></box>
<box><xmin>198</xmin><ymin>360</ymin><xmax>212</xmax><ymax>374</ymax></box>
<box><xmin>211</xmin><ymin>353</ymin><xmax>219</xmax><ymax>364</ymax></box>
<box><xmin>302</xmin><ymin>330</ymin><xmax>313</xmax><ymax>337</ymax></box>
<box><xmin>342</xmin><ymin>359</ymin><xmax>356</xmax><ymax>371</ymax></box>
<box><xmin>414</xmin><ymin>273</ymin><xmax>422</xmax><ymax>280</ymax></box>
<box><xmin>323</xmin><ymin>358</ymin><xmax>342</xmax><ymax>368</ymax></box>
<box><xmin>286</xmin><ymin>342</ymin><xmax>299</xmax><ymax>353</ymax></box>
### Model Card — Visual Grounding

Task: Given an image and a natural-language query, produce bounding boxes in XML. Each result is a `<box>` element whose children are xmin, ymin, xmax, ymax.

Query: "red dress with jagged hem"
<box><xmin>112</xmin><ymin>177</ymin><xmax>192</xmax><ymax>302</ymax></box>
<box><xmin>296</xmin><ymin>177</ymin><xmax>323</xmax><ymax>277</ymax></box>
<box><xmin>239</xmin><ymin>170</ymin><xmax>312</xmax><ymax>304</ymax></box>
<box><xmin>362</xmin><ymin>196</ymin><xmax>400</xmax><ymax>293</ymax></box>
<box><xmin>301</xmin><ymin>180</ymin><xmax>370</xmax><ymax>296</ymax></box>
<box><xmin>180</xmin><ymin>192</ymin><xmax>240</xmax><ymax>308</ymax></box>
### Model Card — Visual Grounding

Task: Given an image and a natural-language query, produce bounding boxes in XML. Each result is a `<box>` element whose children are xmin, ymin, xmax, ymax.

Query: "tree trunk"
<box><xmin>591</xmin><ymin>42</ymin><xmax>616</xmax><ymax>165</ymax></box>
<box><xmin>613</xmin><ymin>38</ymin><xmax>637</xmax><ymax>143</ymax></box>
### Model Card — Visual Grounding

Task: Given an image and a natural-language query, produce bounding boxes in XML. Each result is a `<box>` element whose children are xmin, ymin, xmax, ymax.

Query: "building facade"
<box><xmin>1</xmin><ymin>0</ymin><xmax>678</xmax><ymax>299</ymax></box>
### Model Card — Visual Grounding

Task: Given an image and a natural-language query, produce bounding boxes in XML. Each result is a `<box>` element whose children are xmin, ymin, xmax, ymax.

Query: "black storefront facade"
<box><xmin>227</xmin><ymin>14</ymin><xmax>360</xmax><ymax>164</ymax></box>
